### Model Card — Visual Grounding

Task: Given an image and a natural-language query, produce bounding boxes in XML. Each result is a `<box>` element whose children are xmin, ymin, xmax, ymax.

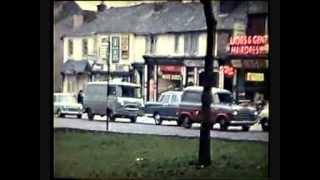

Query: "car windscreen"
<box><xmin>217</xmin><ymin>93</ymin><xmax>233</xmax><ymax>104</ymax></box>
<box><xmin>56</xmin><ymin>95</ymin><xmax>77</xmax><ymax>103</ymax></box>
<box><xmin>119</xmin><ymin>86</ymin><xmax>141</xmax><ymax>98</ymax></box>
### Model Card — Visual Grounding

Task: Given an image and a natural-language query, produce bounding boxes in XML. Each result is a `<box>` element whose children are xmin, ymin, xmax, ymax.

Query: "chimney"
<box><xmin>73</xmin><ymin>14</ymin><xmax>83</xmax><ymax>30</ymax></box>
<box><xmin>97</xmin><ymin>1</ymin><xmax>106</xmax><ymax>12</ymax></box>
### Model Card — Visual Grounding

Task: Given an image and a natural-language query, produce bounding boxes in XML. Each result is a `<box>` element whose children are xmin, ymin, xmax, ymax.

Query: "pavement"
<box><xmin>54</xmin><ymin>114</ymin><xmax>268</xmax><ymax>142</ymax></box>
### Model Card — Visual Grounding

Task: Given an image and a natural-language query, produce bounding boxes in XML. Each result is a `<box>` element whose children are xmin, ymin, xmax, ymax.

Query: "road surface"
<box><xmin>54</xmin><ymin>115</ymin><xmax>268</xmax><ymax>142</ymax></box>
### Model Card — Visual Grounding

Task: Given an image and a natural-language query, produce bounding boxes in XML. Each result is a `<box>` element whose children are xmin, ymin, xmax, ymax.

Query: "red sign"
<box><xmin>229</xmin><ymin>35</ymin><xmax>268</xmax><ymax>56</ymax></box>
<box><xmin>223</xmin><ymin>65</ymin><xmax>235</xmax><ymax>78</ymax></box>
<box><xmin>159</xmin><ymin>65</ymin><xmax>182</xmax><ymax>75</ymax></box>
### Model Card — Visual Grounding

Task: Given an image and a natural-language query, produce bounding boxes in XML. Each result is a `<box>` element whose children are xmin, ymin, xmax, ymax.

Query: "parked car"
<box><xmin>83</xmin><ymin>81</ymin><xmax>144</xmax><ymax>122</ymax></box>
<box><xmin>54</xmin><ymin>93</ymin><xmax>83</xmax><ymax>118</ymax></box>
<box><xmin>258</xmin><ymin>102</ymin><xmax>269</xmax><ymax>131</ymax></box>
<box><xmin>144</xmin><ymin>91</ymin><xmax>183</xmax><ymax>125</ymax></box>
<box><xmin>177</xmin><ymin>86</ymin><xmax>258</xmax><ymax>131</ymax></box>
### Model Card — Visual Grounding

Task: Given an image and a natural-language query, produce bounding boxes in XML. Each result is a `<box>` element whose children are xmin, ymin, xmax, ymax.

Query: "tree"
<box><xmin>198</xmin><ymin>0</ymin><xmax>217</xmax><ymax>167</ymax></box>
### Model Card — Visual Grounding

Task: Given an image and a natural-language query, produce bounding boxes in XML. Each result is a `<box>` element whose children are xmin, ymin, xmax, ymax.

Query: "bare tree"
<box><xmin>198</xmin><ymin>0</ymin><xmax>217</xmax><ymax>167</ymax></box>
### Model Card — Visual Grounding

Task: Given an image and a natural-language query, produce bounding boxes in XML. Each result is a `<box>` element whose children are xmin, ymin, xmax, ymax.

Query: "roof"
<box><xmin>60</xmin><ymin>60</ymin><xmax>92</xmax><ymax>75</ymax></box>
<box><xmin>66</xmin><ymin>1</ymin><xmax>267</xmax><ymax>37</ymax></box>
<box><xmin>54</xmin><ymin>93</ymin><xmax>76</xmax><ymax>96</ymax></box>
<box><xmin>161</xmin><ymin>91</ymin><xmax>183</xmax><ymax>96</ymax></box>
<box><xmin>87</xmin><ymin>81</ymin><xmax>140</xmax><ymax>87</ymax></box>
<box><xmin>183</xmin><ymin>86</ymin><xmax>231</xmax><ymax>94</ymax></box>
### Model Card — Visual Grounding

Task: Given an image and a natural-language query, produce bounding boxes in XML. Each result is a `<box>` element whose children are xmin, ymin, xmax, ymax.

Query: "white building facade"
<box><xmin>62</xmin><ymin>1</ymin><xmax>268</xmax><ymax>102</ymax></box>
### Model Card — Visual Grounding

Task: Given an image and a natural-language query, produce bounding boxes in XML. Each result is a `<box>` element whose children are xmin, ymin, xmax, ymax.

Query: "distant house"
<box><xmin>54</xmin><ymin>1</ymin><xmax>96</xmax><ymax>92</ymax></box>
<box><xmin>62</xmin><ymin>1</ymin><xmax>268</xmax><ymax>102</ymax></box>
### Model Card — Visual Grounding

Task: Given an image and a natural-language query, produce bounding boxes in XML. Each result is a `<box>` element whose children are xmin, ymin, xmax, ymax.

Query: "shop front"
<box><xmin>143</xmin><ymin>55</ymin><xmax>220</xmax><ymax>101</ymax></box>
<box><xmin>226</xmin><ymin>35</ymin><xmax>269</xmax><ymax>102</ymax></box>
<box><xmin>143</xmin><ymin>56</ymin><xmax>184</xmax><ymax>101</ymax></box>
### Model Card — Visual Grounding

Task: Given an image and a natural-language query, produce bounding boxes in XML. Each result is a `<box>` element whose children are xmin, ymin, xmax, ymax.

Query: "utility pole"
<box><xmin>198</xmin><ymin>0</ymin><xmax>217</xmax><ymax>167</ymax></box>
<box><xmin>106</xmin><ymin>40</ymin><xmax>110</xmax><ymax>131</ymax></box>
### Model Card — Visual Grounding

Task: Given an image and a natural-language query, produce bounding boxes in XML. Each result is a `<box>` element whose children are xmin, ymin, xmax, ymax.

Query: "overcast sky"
<box><xmin>76</xmin><ymin>1</ymin><xmax>160</xmax><ymax>11</ymax></box>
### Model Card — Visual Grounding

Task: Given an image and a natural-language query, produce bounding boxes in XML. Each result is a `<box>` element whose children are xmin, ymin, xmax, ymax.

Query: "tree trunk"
<box><xmin>198</xmin><ymin>0</ymin><xmax>217</xmax><ymax>167</ymax></box>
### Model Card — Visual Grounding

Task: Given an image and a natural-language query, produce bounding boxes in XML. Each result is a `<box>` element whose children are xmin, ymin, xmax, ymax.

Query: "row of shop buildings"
<box><xmin>60</xmin><ymin>1</ymin><xmax>269</xmax><ymax>102</ymax></box>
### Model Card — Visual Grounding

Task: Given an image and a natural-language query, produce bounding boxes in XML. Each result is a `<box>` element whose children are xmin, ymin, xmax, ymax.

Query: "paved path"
<box><xmin>54</xmin><ymin>115</ymin><xmax>268</xmax><ymax>142</ymax></box>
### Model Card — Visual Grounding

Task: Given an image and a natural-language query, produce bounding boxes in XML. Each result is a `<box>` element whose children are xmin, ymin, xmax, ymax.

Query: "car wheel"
<box><xmin>261</xmin><ymin>120</ymin><xmax>268</xmax><ymax>132</ymax></box>
<box><xmin>109</xmin><ymin>116</ymin><xmax>115</xmax><ymax>122</ymax></box>
<box><xmin>154</xmin><ymin>113</ymin><xmax>162</xmax><ymax>125</ymax></box>
<box><xmin>219</xmin><ymin>117</ymin><xmax>228</xmax><ymax>131</ymax></box>
<box><xmin>242</xmin><ymin>125</ymin><xmax>250</xmax><ymax>131</ymax></box>
<box><xmin>177</xmin><ymin>118</ymin><xmax>183</xmax><ymax>126</ymax></box>
<box><xmin>57</xmin><ymin>109</ymin><xmax>65</xmax><ymax>118</ymax></box>
<box><xmin>77</xmin><ymin>114</ymin><xmax>82</xmax><ymax>119</ymax></box>
<box><xmin>87</xmin><ymin>108</ymin><xmax>94</xmax><ymax>121</ymax></box>
<box><xmin>130</xmin><ymin>116</ymin><xmax>137</xmax><ymax>123</ymax></box>
<box><xmin>182</xmin><ymin>116</ymin><xmax>192</xmax><ymax>129</ymax></box>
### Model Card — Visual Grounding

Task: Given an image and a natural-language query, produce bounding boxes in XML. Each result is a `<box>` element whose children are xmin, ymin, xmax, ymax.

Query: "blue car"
<box><xmin>144</xmin><ymin>91</ymin><xmax>183</xmax><ymax>125</ymax></box>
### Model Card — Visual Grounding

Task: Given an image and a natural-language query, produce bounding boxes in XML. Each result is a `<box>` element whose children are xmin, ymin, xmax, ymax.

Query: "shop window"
<box><xmin>82</xmin><ymin>39</ymin><xmax>88</xmax><ymax>56</ymax></box>
<box><xmin>68</xmin><ymin>39</ymin><xmax>73</xmax><ymax>56</ymax></box>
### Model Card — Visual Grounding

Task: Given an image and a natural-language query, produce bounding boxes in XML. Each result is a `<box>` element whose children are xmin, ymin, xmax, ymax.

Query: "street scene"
<box><xmin>53</xmin><ymin>0</ymin><xmax>269</xmax><ymax>179</ymax></box>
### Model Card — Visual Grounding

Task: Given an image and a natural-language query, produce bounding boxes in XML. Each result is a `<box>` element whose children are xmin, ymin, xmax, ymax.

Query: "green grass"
<box><xmin>54</xmin><ymin>130</ymin><xmax>268</xmax><ymax>179</ymax></box>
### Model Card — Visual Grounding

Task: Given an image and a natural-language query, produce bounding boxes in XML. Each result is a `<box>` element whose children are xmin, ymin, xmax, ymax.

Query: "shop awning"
<box><xmin>60</xmin><ymin>59</ymin><xmax>92</xmax><ymax>75</ymax></box>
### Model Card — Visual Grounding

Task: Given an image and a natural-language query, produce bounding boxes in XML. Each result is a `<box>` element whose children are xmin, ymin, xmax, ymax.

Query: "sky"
<box><xmin>76</xmin><ymin>1</ymin><xmax>161</xmax><ymax>11</ymax></box>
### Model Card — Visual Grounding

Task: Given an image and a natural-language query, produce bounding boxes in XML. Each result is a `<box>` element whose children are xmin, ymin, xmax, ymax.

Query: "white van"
<box><xmin>83</xmin><ymin>81</ymin><xmax>144</xmax><ymax>122</ymax></box>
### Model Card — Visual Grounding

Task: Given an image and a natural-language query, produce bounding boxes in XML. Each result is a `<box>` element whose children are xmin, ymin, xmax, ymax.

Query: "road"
<box><xmin>54</xmin><ymin>115</ymin><xmax>268</xmax><ymax>142</ymax></box>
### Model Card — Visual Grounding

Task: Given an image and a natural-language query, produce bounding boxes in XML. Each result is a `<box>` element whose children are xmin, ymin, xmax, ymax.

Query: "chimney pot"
<box><xmin>97</xmin><ymin>1</ymin><xmax>106</xmax><ymax>12</ymax></box>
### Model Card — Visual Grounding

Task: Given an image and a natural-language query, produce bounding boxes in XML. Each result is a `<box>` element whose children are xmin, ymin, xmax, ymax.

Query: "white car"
<box><xmin>54</xmin><ymin>93</ymin><xmax>83</xmax><ymax>118</ymax></box>
<box><xmin>258</xmin><ymin>103</ymin><xmax>269</xmax><ymax>131</ymax></box>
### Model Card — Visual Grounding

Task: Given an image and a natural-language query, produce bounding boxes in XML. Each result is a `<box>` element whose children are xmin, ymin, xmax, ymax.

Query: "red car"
<box><xmin>177</xmin><ymin>86</ymin><xmax>258</xmax><ymax>131</ymax></box>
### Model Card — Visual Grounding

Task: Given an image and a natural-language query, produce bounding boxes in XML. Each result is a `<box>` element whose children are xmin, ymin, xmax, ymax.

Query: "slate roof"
<box><xmin>60</xmin><ymin>60</ymin><xmax>92</xmax><ymax>75</ymax></box>
<box><xmin>65</xmin><ymin>1</ymin><xmax>267</xmax><ymax>37</ymax></box>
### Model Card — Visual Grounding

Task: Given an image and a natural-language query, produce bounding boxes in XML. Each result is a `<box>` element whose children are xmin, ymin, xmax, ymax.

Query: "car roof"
<box><xmin>87</xmin><ymin>81</ymin><xmax>140</xmax><ymax>87</ymax></box>
<box><xmin>160</xmin><ymin>91</ymin><xmax>183</xmax><ymax>96</ymax></box>
<box><xmin>54</xmin><ymin>93</ymin><xmax>75</xmax><ymax>96</ymax></box>
<box><xmin>183</xmin><ymin>86</ymin><xmax>231</xmax><ymax>94</ymax></box>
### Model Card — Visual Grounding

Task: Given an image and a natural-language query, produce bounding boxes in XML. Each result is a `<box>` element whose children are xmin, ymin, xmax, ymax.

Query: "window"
<box><xmin>216</xmin><ymin>93</ymin><xmax>233</xmax><ymax>104</ymax></box>
<box><xmin>100</xmin><ymin>36</ymin><xmax>110</xmax><ymax>63</ymax></box>
<box><xmin>82</xmin><ymin>39</ymin><xmax>88</xmax><ymax>56</ymax></box>
<box><xmin>145</xmin><ymin>35</ymin><xmax>157</xmax><ymax>54</ymax></box>
<box><xmin>182</xmin><ymin>91</ymin><xmax>201</xmax><ymax>103</ymax></box>
<box><xmin>170</xmin><ymin>95</ymin><xmax>179</xmax><ymax>104</ymax></box>
<box><xmin>184</xmin><ymin>33</ymin><xmax>198</xmax><ymax>55</ymax></box>
<box><xmin>121</xmin><ymin>35</ymin><xmax>129</xmax><ymax>60</ymax></box>
<box><xmin>247</xmin><ymin>14</ymin><xmax>267</xmax><ymax>35</ymax></box>
<box><xmin>159</xmin><ymin>94</ymin><xmax>165</xmax><ymax>102</ymax></box>
<box><xmin>174</xmin><ymin>34</ymin><xmax>179</xmax><ymax>53</ymax></box>
<box><xmin>162</xmin><ymin>95</ymin><xmax>170</xmax><ymax>104</ymax></box>
<box><xmin>119</xmin><ymin>86</ymin><xmax>141</xmax><ymax>98</ymax></box>
<box><xmin>219</xmin><ymin>1</ymin><xmax>239</xmax><ymax>14</ymax></box>
<box><xmin>217</xmin><ymin>30</ymin><xmax>232</xmax><ymax>56</ymax></box>
<box><xmin>107</xmin><ymin>85</ymin><xmax>116</xmax><ymax>96</ymax></box>
<box><xmin>68</xmin><ymin>39</ymin><xmax>73</xmax><ymax>56</ymax></box>
<box><xmin>151</xmin><ymin>36</ymin><xmax>157</xmax><ymax>54</ymax></box>
<box><xmin>93</xmin><ymin>38</ymin><xmax>97</xmax><ymax>55</ymax></box>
